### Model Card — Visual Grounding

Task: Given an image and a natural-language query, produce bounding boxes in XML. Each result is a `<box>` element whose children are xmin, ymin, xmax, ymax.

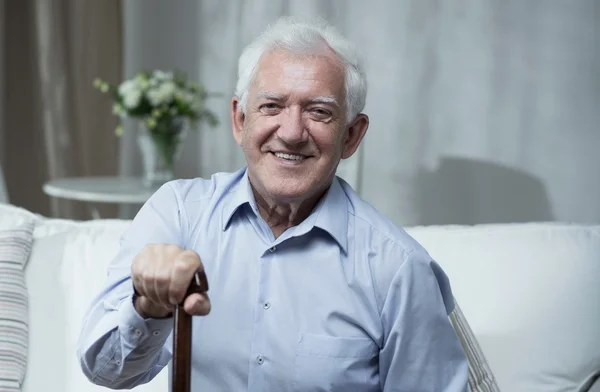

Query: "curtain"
<box><xmin>0</xmin><ymin>0</ymin><xmax>5</xmax><ymax>203</ymax></box>
<box><xmin>122</xmin><ymin>0</ymin><xmax>599</xmax><ymax>226</ymax></box>
<box><xmin>0</xmin><ymin>0</ymin><xmax>122</xmax><ymax>218</ymax></box>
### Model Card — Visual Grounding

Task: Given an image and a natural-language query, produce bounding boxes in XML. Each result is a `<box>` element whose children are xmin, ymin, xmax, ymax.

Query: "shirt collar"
<box><xmin>221</xmin><ymin>169</ymin><xmax>257</xmax><ymax>230</ymax></box>
<box><xmin>221</xmin><ymin>169</ymin><xmax>348</xmax><ymax>252</ymax></box>
<box><xmin>311</xmin><ymin>177</ymin><xmax>348</xmax><ymax>252</ymax></box>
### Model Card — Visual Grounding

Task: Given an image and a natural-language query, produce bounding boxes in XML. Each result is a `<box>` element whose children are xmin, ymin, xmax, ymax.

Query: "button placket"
<box><xmin>248</xmin><ymin>246</ymin><xmax>274</xmax><ymax>389</ymax></box>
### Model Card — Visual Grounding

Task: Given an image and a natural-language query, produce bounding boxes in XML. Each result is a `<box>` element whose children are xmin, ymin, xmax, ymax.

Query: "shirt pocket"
<box><xmin>293</xmin><ymin>333</ymin><xmax>379</xmax><ymax>392</ymax></box>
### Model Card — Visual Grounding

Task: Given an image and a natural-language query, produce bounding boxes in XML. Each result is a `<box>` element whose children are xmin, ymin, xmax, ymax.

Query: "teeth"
<box><xmin>274</xmin><ymin>152</ymin><xmax>304</xmax><ymax>161</ymax></box>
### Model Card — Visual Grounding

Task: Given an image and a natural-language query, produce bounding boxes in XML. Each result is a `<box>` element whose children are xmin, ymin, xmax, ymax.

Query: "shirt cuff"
<box><xmin>118</xmin><ymin>294</ymin><xmax>173</xmax><ymax>348</ymax></box>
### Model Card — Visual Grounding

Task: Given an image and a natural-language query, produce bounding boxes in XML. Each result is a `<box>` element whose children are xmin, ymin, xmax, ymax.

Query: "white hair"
<box><xmin>234</xmin><ymin>17</ymin><xmax>367</xmax><ymax>123</ymax></box>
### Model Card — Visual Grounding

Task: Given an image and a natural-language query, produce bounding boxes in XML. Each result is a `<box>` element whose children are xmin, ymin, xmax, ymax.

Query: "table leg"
<box><xmin>90</xmin><ymin>206</ymin><xmax>101</xmax><ymax>220</ymax></box>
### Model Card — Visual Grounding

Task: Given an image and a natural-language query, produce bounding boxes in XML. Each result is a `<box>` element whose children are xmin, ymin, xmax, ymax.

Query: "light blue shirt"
<box><xmin>77</xmin><ymin>168</ymin><xmax>468</xmax><ymax>391</ymax></box>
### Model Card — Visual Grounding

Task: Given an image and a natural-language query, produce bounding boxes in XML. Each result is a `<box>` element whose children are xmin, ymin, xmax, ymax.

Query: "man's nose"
<box><xmin>276</xmin><ymin>106</ymin><xmax>308</xmax><ymax>145</ymax></box>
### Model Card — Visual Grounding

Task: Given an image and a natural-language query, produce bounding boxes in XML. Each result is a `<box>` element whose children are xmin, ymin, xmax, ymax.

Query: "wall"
<box><xmin>122</xmin><ymin>0</ymin><xmax>600</xmax><ymax>225</ymax></box>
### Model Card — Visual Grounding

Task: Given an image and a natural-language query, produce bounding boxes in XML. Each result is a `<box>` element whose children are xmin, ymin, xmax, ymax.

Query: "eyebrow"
<box><xmin>257</xmin><ymin>91</ymin><xmax>286</xmax><ymax>101</ymax></box>
<box><xmin>256</xmin><ymin>91</ymin><xmax>340</xmax><ymax>108</ymax></box>
<box><xmin>308</xmin><ymin>96</ymin><xmax>340</xmax><ymax>107</ymax></box>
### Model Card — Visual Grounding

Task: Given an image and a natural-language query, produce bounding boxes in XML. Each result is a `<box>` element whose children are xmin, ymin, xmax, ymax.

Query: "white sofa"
<box><xmin>1</xmin><ymin>202</ymin><xmax>599</xmax><ymax>392</ymax></box>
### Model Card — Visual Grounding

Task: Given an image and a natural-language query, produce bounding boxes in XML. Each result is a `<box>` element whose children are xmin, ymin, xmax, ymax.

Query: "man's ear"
<box><xmin>341</xmin><ymin>113</ymin><xmax>369</xmax><ymax>159</ymax></box>
<box><xmin>231</xmin><ymin>97</ymin><xmax>245</xmax><ymax>145</ymax></box>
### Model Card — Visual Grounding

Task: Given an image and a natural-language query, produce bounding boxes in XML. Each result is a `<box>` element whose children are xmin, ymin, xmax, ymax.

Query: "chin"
<box><xmin>266</xmin><ymin>180</ymin><xmax>310</xmax><ymax>200</ymax></box>
<box><xmin>262</xmin><ymin>175</ymin><xmax>317</xmax><ymax>201</ymax></box>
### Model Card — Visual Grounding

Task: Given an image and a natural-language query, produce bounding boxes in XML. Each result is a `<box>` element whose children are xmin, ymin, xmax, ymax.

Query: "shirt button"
<box><xmin>269</xmin><ymin>246</ymin><xmax>276</xmax><ymax>252</ymax></box>
<box><xmin>116</xmin><ymin>359</ymin><xmax>121</xmax><ymax>366</ymax></box>
<box><xmin>256</xmin><ymin>355</ymin><xmax>264</xmax><ymax>365</ymax></box>
<box><xmin>263</xmin><ymin>302</ymin><xmax>271</xmax><ymax>310</ymax></box>
<box><xmin>152</xmin><ymin>330</ymin><xmax>160</xmax><ymax>336</ymax></box>
<box><xmin>134</xmin><ymin>329</ymin><xmax>142</xmax><ymax>337</ymax></box>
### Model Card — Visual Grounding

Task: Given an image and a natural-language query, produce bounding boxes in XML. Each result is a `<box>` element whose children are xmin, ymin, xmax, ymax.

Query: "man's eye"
<box><xmin>310</xmin><ymin>108</ymin><xmax>331</xmax><ymax>118</ymax></box>
<box><xmin>260</xmin><ymin>103</ymin><xmax>281</xmax><ymax>113</ymax></box>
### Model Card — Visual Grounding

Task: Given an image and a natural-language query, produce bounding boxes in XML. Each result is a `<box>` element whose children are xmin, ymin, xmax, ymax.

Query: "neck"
<box><xmin>250</xmin><ymin>183</ymin><xmax>329</xmax><ymax>239</ymax></box>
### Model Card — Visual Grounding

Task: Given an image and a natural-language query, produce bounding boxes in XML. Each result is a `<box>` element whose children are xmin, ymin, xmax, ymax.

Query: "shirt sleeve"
<box><xmin>378</xmin><ymin>249</ymin><xmax>469</xmax><ymax>392</ymax></box>
<box><xmin>76</xmin><ymin>181</ymin><xmax>188</xmax><ymax>389</ymax></box>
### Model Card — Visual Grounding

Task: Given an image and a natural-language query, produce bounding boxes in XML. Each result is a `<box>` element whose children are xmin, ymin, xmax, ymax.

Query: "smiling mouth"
<box><xmin>271</xmin><ymin>152</ymin><xmax>307</xmax><ymax>162</ymax></box>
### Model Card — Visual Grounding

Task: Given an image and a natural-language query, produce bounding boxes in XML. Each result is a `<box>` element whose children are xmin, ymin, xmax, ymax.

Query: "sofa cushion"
<box><xmin>0</xmin><ymin>212</ymin><xmax>36</xmax><ymax>392</ymax></box>
<box><xmin>406</xmin><ymin>223</ymin><xmax>600</xmax><ymax>392</ymax></box>
<box><xmin>0</xmin><ymin>203</ymin><xmax>41</xmax><ymax>226</ymax></box>
<box><xmin>23</xmin><ymin>219</ymin><xmax>168</xmax><ymax>392</ymax></box>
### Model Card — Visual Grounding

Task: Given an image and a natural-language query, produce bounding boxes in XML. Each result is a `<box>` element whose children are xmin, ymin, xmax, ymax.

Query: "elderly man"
<box><xmin>78</xmin><ymin>17</ymin><xmax>468</xmax><ymax>391</ymax></box>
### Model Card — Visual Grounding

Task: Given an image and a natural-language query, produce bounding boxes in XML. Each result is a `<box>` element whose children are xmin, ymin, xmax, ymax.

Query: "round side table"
<box><xmin>42</xmin><ymin>176</ymin><xmax>161</xmax><ymax>219</ymax></box>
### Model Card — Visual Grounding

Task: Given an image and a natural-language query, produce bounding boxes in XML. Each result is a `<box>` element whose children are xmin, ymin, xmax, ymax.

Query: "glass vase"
<box><xmin>137</xmin><ymin>117</ymin><xmax>188</xmax><ymax>188</ymax></box>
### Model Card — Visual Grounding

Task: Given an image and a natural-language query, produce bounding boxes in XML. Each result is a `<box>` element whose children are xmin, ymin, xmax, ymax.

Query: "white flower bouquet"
<box><xmin>94</xmin><ymin>70</ymin><xmax>220</xmax><ymax>186</ymax></box>
<box><xmin>94</xmin><ymin>70</ymin><xmax>219</xmax><ymax>136</ymax></box>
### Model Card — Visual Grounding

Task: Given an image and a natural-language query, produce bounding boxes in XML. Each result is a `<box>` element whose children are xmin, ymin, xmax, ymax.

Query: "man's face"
<box><xmin>231</xmin><ymin>49</ymin><xmax>368</xmax><ymax>203</ymax></box>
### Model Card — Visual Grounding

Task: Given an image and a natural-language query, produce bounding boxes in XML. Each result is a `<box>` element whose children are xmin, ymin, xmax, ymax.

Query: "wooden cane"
<box><xmin>172</xmin><ymin>270</ymin><xmax>209</xmax><ymax>392</ymax></box>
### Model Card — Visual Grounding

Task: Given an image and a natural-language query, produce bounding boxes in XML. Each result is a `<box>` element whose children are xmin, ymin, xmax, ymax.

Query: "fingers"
<box><xmin>131</xmin><ymin>245</ymin><xmax>209</xmax><ymax>318</ymax></box>
<box><xmin>153</xmin><ymin>263</ymin><xmax>171</xmax><ymax>306</ymax></box>
<box><xmin>134</xmin><ymin>295</ymin><xmax>172</xmax><ymax>319</ymax></box>
<box><xmin>168</xmin><ymin>250</ymin><xmax>203</xmax><ymax>305</ymax></box>
<box><xmin>183</xmin><ymin>292</ymin><xmax>211</xmax><ymax>316</ymax></box>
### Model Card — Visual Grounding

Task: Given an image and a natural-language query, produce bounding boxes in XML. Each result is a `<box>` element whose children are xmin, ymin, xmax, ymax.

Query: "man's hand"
<box><xmin>131</xmin><ymin>244</ymin><xmax>211</xmax><ymax>319</ymax></box>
